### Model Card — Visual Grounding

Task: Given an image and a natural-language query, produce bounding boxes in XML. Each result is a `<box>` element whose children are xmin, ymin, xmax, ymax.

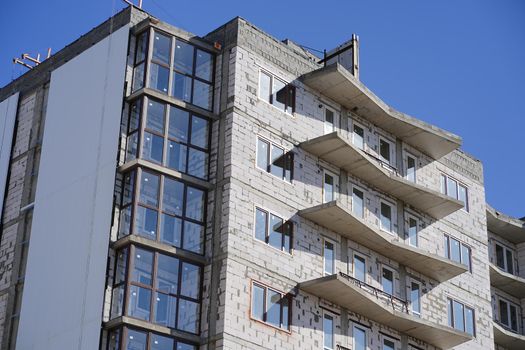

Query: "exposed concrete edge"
<box><xmin>487</xmin><ymin>204</ymin><xmax>525</xmax><ymax>232</ymax></box>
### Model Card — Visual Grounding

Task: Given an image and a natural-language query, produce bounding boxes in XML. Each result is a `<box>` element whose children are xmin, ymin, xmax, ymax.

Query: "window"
<box><xmin>499</xmin><ymin>298</ymin><xmax>519</xmax><ymax>332</ymax></box>
<box><xmin>352</xmin><ymin>123</ymin><xmax>365</xmax><ymax>150</ymax></box>
<box><xmin>383</xmin><ymin>337</ymin><xmax>395</xmax><ymax>350</ymax></box>
<box><xmin>119</xmin><ymin>169</ymin><xmax>206</xmax><ymax>255</ymax></box>
<box><xmin>258</xmin><ymin>70</ymin><xmax>296</xmax><ymax>114</ymax></box>
<box><xmin>353</xmin><ymin>325</ymin><xmax>366</xmax><ymax>350</ymax></box>
<box><xmin>111</xmin><ymin>246</ymin><xmax>202</xmax><ymax>334</ymax></box>
<box><xmin>407</xmin><ymin>216</ymin><xmax>418</xmax><ymax>247</ymax></box>
<box><xmin>352</xmin><ymin>186</ymin><xmax>364</xmax><ymax>218</ymax></box>
<box><xmin>406</xmin><ymin>154</ymin><xmax>416</xmax><ymax>183</ymax></box>
<box><xmin>440</xmin><ymin>174</ymin><xmax>469</xmax><ymax>211</ymax></box>
<box><xmin>125</xmin><ymin>97</ymin><xmax>211</xmax><ymax>180</ymax></box>
<box><xmin>444</xmin><ymin>235</ymin><xmax>471</xmax><ymax>272</ymax></box>
<box><xmin>323</xmin><ymin>170</ymin><xmax>339</xmax><ymax>203</ymax></box>
<box><xmin>353</xmin><ymin>254</ymin><xmax>366</xmax><ymax>283</ymax></box>
<box><xmin>410</xmin><ymin>282</ymin><xmax>421</xmax><ymax>316</ymax></box>
<box><xmin>382</xmin><ymin>267</ymin><xmax>394</xmax><ymax>295</ymax></box>
<box><xmin>447</xmin><ymin>298</ymin><xmax>475</xmax><ymax>336</ymax></box>
<box><xmin>379</xmin><ymin>137</ymin><xmax>393</xmax><ymax>165</ymax></box>
<box><xmin>132</xmin><ymin>31</ymin><xmax>149</xmax><ymax>92</ymax></box>
<box><xmin>324</xmin><ymin>107</ymin><xmax>337</xmax><ymax>134</ymax></box>
<box><xmin>251</xmin><ymin>282</ymin><xmax>290</xmax><ymax>330</ymax></box>
<box><xmin>324</xmin><ymin>239</ymin><xmax>335</xmax><ymax>276</ymax></box>
<box><xmin>323</xmin><ymin>313</ymin><xmax>334</xmax><ymax>350</ymax></box>
<box><xmin>108</xmin><ymin>327</ymin><xmax>196</xmax><ymax>350</ymax></box>
<box><xmin>380</xmin><ymin>201</ymin><xmax>393</xmax><ymax>233</ymax></box>
<box><xmin>495</xmin><ymin>243</ymin><xmax>515</xmax><ymax>274</ymax></box>
<box><xmin>256</xmin><ymin>137</ymin><xmax>293</xmax><ymax>182</ymax></box>
<box><xmin>254</xmin><ymin>208</ymin><xmax>292</xmax><ymax>253</ymax></box>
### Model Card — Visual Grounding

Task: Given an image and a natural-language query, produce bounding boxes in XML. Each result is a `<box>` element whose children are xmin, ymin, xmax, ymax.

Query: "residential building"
<box><xmin>0</xmin><ymin>5</ymin><xmax>515</xmax><ymax>350</ymax></box>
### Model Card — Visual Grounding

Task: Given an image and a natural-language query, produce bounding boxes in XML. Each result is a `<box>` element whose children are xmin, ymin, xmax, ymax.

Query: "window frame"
<box><xmin>381</xmin><ymin>265</ymin><xmax>395</xmax><ymax>296</ymax></box>
<box><xmin>379</xmin><ymin>199</ymin><xmax>395</xmax><ymax>234</ymax></box>
<box><xmin>498</xmin><ymin>296</ymin><xmax>520</xmax><ymax>332</ymax></box>
<box><xmin>352</xmin><ymin>252</ymin><xmax>367</xmax><ymax>283</ymax></box>
<box><xmin>322</xmin><ymin>169</ymin><xmax>339</xmax><ymax>203</ymax></box>
<box><xmin>351</xmin><ymin>184</ymin><xmax>365</xmax><ymax>219</ymax></box>
<box><xmin>255</xmin><ymin>136</ymin><xmax>294</xmax><ymax>183</ymax></box>
<box><xmin>250</xmin><ymin>280</ymin><xmax>292</xmax><ymax>332</ymax></box>
<box><xmin>495</xmin><ymin>242</ymin><xmax>515</xmax><ymax>275</ymax></box>
<box><xmin>323</xmin><ymin>104</ymin><xmax>338</xmax><ymax>135</ymax></box>
<box><xmin>351</xmin><ymin>121</ymin><xmax>366</xmax><ymax>151</ymax></box>
<box><xmin>131</xmin><ymin>30</ymin><xmax>150</xmax><ymax>93</ymax></box>
<box><xmin>381</xmin><ymin>335</ymin><xmax>396</xmax><ymax>350</ymax></box>
<box><xmin>257</xmin><ymin>68</ymin><xmax>296</xmax><ymax>115</ymax></box>
<box><xmin>253</xmin><ymin>206</ymin><xmax>293</xmax><ymax>254</ymax></box>
<box><xmin>406</xmin><ymin>214</ymin><xmax>419</xmax><ymax>247</ymax></box>
<box><xmin>440</xmin><ymin>173</ymin><xmax>469</xmax><ymax>212</ymax></box>
<box><xmin>378</xmin><ymin>136</ymin><xmax>394</xmax><ymax>166</ymax></box>
<box><xmin>107</xmin><ymin>326</ymin><xmax>199</xmax><ymax>350</ymax></box>
<box><xmin>323</xmin><ymin>237</ymin><xmax>337</xmax><ymax>276</ymax></box>
<box><xmin>444</xmin><ymin>234</ymin><xmax>472</xmax><ymax>272</ymax></box>
<box><xmin>323</xmin><ymin>311</ymin><xmax>335</xmax><ymax>350</ymax></box>
<box><xmin>409</xmin><ymin>280</ymin><xmax>421</xmax><ymax>317</ymax></box>
<box><xmin>352</xmin><ymin>324</ymin><xmax>367</xmax><ymax>350</ymax></box>
<box><xmin>405</xmin><ymin>153</ymin><xmax>417</xmax><ymax>183</ymax></box>
<box><xmin>447</xmin><ymin>297</ymin><xmax>476</xmax><ymax>336</ymax></box>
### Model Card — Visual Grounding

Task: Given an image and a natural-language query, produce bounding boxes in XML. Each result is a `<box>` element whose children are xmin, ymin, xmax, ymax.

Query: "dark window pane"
<box><xmin>129</xmin><ymin>99</ymin><xmax>141</xmax><ymax>133</ymax></box>
<box><xmin>324</xmin><ymin>173</ymin><xmax>335</xmax><ymax>203</ymax></box>
<box><xmin>407</xmin><ymin>156</ymin><xmax>416</xmax><ymax>182</ymax></box>
<box><xmin>510</xmin><ymin>305</ymin><xmax>518</xmax><ymax>332</ymax></box>
<box><xmin>380</xmin><ymin>202</ymin><xmax>392</xmax><ymax>232</ymax></box>
<box><xmin>152</xmin><ymin>31</ymin><xmax>171</xmax><ymax>65</ymax></box>
<box><xmin>108</xmin><ymin>329</ymin><xmax>120</xmax><ymax>350</ymax></box>
<box><xmin>270</xmin><ymin>146</ymin><xmax>284</xmax><ymax>178</ymax></box>
<box><xmin>135</xmin><ymin>206</ymin><xmax>158</xmax><ymax>239</ymax></box>
<box><xmin>186</xmin><ymin>187</ymin><xmax>205</xmax><ymax>221</ymax></box>
<box><xmin>135</xmin><ymin>32</ymin><xmax>148</xmax><ymax>63</ymax></box>
<box><xmin>283</xmin><ymin>222</ymin><xmax>292</xmax><ymax>253</ymax></box>
<box><xmin>160</xmin><ymin>214</ymin><xmax>182</xmax><ymax>247</ymax></box>
<box><xmin>324</xmin><ymin>240</ymin><xmax>334</xmax><ymax>275</ymax></box>
<box><xmin>183</xmin><ymin>221</ymin><xmax>204</xmax><ymax>254</ymax></box>
<box><xmin>352</xmin><ymin>188</ymin><xmax>364</xmax><ymax>218</ymax></box>
<box><xmin>146</xmin><ymin>100</ymin><xmax>165</xmax><ymax>133</ymax></box>
<box><xmin>123</xmin><ymin>172</ymin><xmax>135</xmax><ymax>206</ymax></box>
<box><xmin>126</xmin><ymin>132</ymin><xmax>138</xmax><ymax>162</ymax></box>
<box><xmin>149</xmin><ymin>63</ymin><xmax>169</xmax><ymax>93</ymax></box>
<box><xmin>115</xmin><ymin>249</ymin><xmax>128</xmax><ymax>284</ymax></box>
<box><xmin>282</xmin><ymin>297</ymin><xmax>290</xmax><ymax>329</ymax></box>
<box><xmin>353</xmin><ymin>124</ymin><xmax>364</xmax><ymax>150</ymax></box>
<box><xmin>126</xmin><ymin>329</ymin><xmax>147</xmax><ymax>350</ymax></box>
<box><xmin>448</xmin><ymin>299</ymin><xmax>453</xmax><ymax>327</ymax></box>
<box><xmin>273</xmin><ymin>79</ymin><xmax>286</xmax><ymax>111</ymax></box>
<box><xmin>285</xmin><ymin>85</ymin><xmax>295</xmax><ymax>113</ymax></box>
<box><xmin>383</xmin><ymin>339</ymin><xmax>395</xmax><ymax>350</ymax></box>
<box><xmin>132</xmin><ymin>63</ymin><xmax>145</xmax><ymax>92</ymax></box>
<box><xmin>257</xmin><ymin>139</ymin><xmax>269</xmax><ymax>171</ymax></box>
<box><xmin>132</xmin><ymin>248</ymin><xmax>153</xmax><ymax>285</ymax></box>
<box><xmin>255</xmin><ymin>208</ymin><xmax>267</xmax><ymax>242</ymax></box>
<box><xmin>190</xmin><ymin>116</ymin><xmax>209</xmax><ymax>149</ymax></box>
<box><xmin>128</xmin><ymin>285</ymin><xmax>151</xmax><ymax>321</ymax></box>
<box><xmin>139</xmin><ymin>171</ymin><xmax>159</xmax><ymax>206</ymax></box>
<box><xmin>157</xmin><ymin>254</ymin><xmax>179</xmax><ymax>294</ymax></box>
<box><xmin>110</xmin><ymin>284</ymin><xmax>125</xmax><ymax>319</ymax></box>
<box><xmin>252</xmin><ymin>284</ymin><xmax>264</xmax><ymax>320</ymax></box>
<box><xmin>411</xmin><ymin>283</ymin><xmax>420</xmax><ymax>315</ymax></box>
<box><xmin>195</xmin><ymin>49</ymin><xmax>213</xmax><ymax>81</ymax></box>
<box><xmin>379</xmin><ymin>139</ymin><xmax>390</xmax><ymax>162</ymax></box>
<box><xmin>142</xmin><ymin>132</ymin><xmax>164</xmax><ymax>164</ymax></box>
<box><xmin>496</xmin><ymin>245</ymin><xmax>505</xmax><ymax>270</ymax></box>
<box><xmin>119</xmin><ymin>206</ymin><xmax>132</xmax><ymax>237</ymax></box>
<box><xmin>500</xmin><ymin>300</ymin><xmax>509</xmax><ymax>326</ymax></box>
<box><xmin>174</xmin><ymin>40</ymin><xmax>194</xmax><ymax>74</ymax></box>
<box><xmin>284</xmin><ymin>152</ymin><xmax>293</xmax><ymax>182</ymax></box>
<box><xmin>163</xmin><ymin>178</ymin><xmax>184</xmax><ymax>216</ymax></box>
<box><xmin>453</xmin><ymin>300</ymin><xmax>465</xmax><ymax>331</ymax></box>
<box><xmin>408</xmin><ymin>217</ymin><xmax>418</xmax><ymax>247</ymax></box>
<box><xmin>187</xmin><ymin>148</ymin><xmax>208</xmax><ymax>179</ymax></box>
<box><xmin>177</xmin><ymin>299</ymin><xmax>199</xmax><ymax>333</ymax></box>
<box><xmin>192</xmin><ymin>80</ymin><xmax>213</xmax><ymax>110</ymax></box>
<box><xmin>181</xmin><ymin>262</ymin><xmax>201</xmax><ymax>299</ymax></box>
<box><xmin>172</xmin><ymin>72</ymin><xmax>192</xmax><ymax>102</ymax></box>
<box><xmin>506</xmin><ymin>249</ymin><xmax>514</xmax><ymax>274</ymax></box>
<box><xmin>461</xmin><ymin>244</ymin><xmax>471</xmax><ymax>271</ymax></box>
<box><xmin>151</xmin><ymin>333</ymin><xmax>174</xmax><ymax>350</ymax></box>
<box><xmin>154</xmin><ymin>293</ymin><xmax>177</xmax><ymax>328</ymax></box>
<box><xmin>354</xmin><ymin>255</ymin><xmax>366</xmax><ymax>282</ymax></box>
<box><xmin>169</xmin><ymin>106</ymin><xmax>190</xmax><ymax>142</ymax></box>
<box><xmin>266</xmin><ymin>289</ymin><xmax>281</xmax><ymax>327</ymax></box>
<box><xmin>167</xmin><ymin>141</ymin><xmax>187</xmax><ymax>173</ymax></box>
<box><xmin>259</xmin><ymin>72</ymin><xmax>271</xmax><ymax>103</ymax></box>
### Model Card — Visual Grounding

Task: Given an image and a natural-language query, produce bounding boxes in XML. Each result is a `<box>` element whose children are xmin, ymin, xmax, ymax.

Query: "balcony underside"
<box><xmin>489</xmin><ymin>264</ymin><xmax>525</xmax><ymax>298</ymax></box>
<box><xmin>487</xmin><ymin>205</ymin><xmax>525</xmax><ymax>244</ymax></box>
<box><xmin>300</xmin><ymin>132</ymin><xmax>463</xmax><ymax>219</ymax></box>
<box><xmin>300</xmin><ymin>63</ymin><xmax>462</xmax><ymax>159</ymax></box>
<box><xmin>299</xmin><ymin>274</ymin><xmax>472</xmax><ymax>349</ymax></box>
<box><xmin>299</xmin><ymin>201</ymin><xmax>467</xmax><ymax>282</ymax></box>
<box><xmin>493</xmin><ymin>322</ymin><xmax>525</xmax><ymax>350</ymax></box>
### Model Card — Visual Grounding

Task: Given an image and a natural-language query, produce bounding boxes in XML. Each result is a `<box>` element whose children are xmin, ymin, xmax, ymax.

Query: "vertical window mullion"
<box><xmin>145</xmin><ymin>27</ymin><xmax>155</xmax><ymax>90</ymax></box>
<box><xmin>124</xmin><ymin>245</ymin><xmax>135</xmax><ymax>317</ymax></box>
<box><xmin>167</xmin><ymin>36</ymin><xmax>175</xmax><ymax>96</ymax></box>
<box><xmin>137</xmin><ymin>97</ymin><xmax>148</xmax><ymax>161</ymax></box>
<box><xmin>262</xmin><ymin>287</ymin><xmax>267</xmax><ymax>323</ymax></box>
<box><xmin>265</xmin><ymin>211</ymin><xmax>270</xmax><ymax>244</ymax></box>
<box><xmin>149</xmin><ymin>252</ymin><xmax>158</xmax><ymax>323</ymax></box>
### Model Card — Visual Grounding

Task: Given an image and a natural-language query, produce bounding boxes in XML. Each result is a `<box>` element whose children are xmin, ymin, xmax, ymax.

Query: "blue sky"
<box><xmin>1</xmin><ymin>0</ymin><xmax>524</xmax><ymax>217</ymax></box>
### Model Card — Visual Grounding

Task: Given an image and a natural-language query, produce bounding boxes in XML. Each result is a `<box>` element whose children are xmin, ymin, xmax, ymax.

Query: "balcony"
<box><xmin>299</xmin><ymin>273</ymin><xmax>472</xmax><ymax>349</ymax></box>
<box><xmin>299</xmin><ymin>200</ymin><xmax>466</xmax><ymax>282</ymax></box>
<box><xmin>489</xmin><ymin>263</ymin><xmax>525</xmax><ymax>298</ymax></box>
<box><xmin>487</xmin><ymin>205</ymin><xmax>525</xmax><ymax>244</ymax></box>
<box><xmin>300</xmin><ymin>132</ymin><xmax>463</xmax><ymax>219</ymax></box>
<box><xmin>300</xmin><ymin>63</ymin><xmax>462</xmax><ymax>159</ymax></box>
<box><xmin>493</xmin><ymin>321</ymin><xmax>525</xmax><ymax>350</ymax></box>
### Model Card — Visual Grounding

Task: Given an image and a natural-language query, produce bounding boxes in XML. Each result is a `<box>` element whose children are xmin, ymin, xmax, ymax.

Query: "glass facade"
<box><xmin>108</xmin><ymin>327</ymin><xmax>196</xmax><ymax>350</ymax></box>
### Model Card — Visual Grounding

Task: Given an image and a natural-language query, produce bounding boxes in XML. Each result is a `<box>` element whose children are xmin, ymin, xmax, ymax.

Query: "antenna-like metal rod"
<box><xmin>21</xmin><ymin>54</ymin><xmax>41</xmax><ymax>65</ymax></box>
<box><xmin>47</xmin><ymin>48</ymin><xmax>52</xmax><ymax>59</ymax></box>
<box><xmin>138</xmin><ymin>0</ymin><xmax>143</xmax><ymax>8</ymax></box>
<box><xmin>13</xmin><ymin>58</ymin><xmax>34</xmax><ymax>70</ymax></box>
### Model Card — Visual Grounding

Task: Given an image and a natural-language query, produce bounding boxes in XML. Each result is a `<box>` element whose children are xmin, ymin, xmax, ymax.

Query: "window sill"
<box><xmin>250</xmin><ymin>316</ymin><xmax>292</xmax><ymax>335</ymax></box>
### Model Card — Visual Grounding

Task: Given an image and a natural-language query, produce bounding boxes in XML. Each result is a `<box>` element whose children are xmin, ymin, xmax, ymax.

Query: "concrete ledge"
<box><xmin>300</xmin><ymin>64</ymin><xmax>462</xmax><ymax>159</ymax></box>
<box><xmin>487</xmin><ymin>205</ymin><xmax>525</xmax><ymax>243</ymax></box>
<box><xmin>489</xmin><ymin>263</ymin><xmax>525</xmax><ymax>298</ymax></box>
<box><xmin>300</xmin><ymin>132</ymin><xmax>464</xmax><ymax>219</ymax></box>
<box><xmin>299</xmin><ymin>200</ymin><xmax>467</xmax><ymax>282</ymax></box>
<box><xmin>493</xmin><ymin>321</ymin><xmax>525</xmax><ymax>350</ymax></box>
<box><xmin>299</xmin><ymin>273</ymin><xmax>472</xmax><ymax>349</ymax></box>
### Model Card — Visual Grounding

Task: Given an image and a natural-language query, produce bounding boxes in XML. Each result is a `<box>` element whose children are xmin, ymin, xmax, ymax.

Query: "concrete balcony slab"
<box><xmin>299</xmin><ymin>200</ymin><xmax>467</xmax><ymax>282</ymax></box>
<box><xmin>493</xmin><ymin>321</ymin><xmax>525</xmax><ymax>350</ymax></box>
<box><xmin>300</xmin><ymin>132</ymin><xmax>464</xmax><ymax>219</ymax></box>
<box><xmin>487</xmin><ymin>205</ymin><xmax>525</xmax><ymax>244</ymax></box>
<box><xmin>489</xmin><ymin>263</ymin><xmax>525</xmax><ymax>298</ymax></box>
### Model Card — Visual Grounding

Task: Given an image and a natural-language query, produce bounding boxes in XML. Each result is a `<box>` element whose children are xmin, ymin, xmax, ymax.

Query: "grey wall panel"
<box><xmin>0</xmin><ymin>92</ymin><xmax>19</xmax><ymax>222</ymax></box>
<box><xmin>16</xmin><ymin>25</ymin><xmax>129</xmax><ymax>350</ymax></box>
